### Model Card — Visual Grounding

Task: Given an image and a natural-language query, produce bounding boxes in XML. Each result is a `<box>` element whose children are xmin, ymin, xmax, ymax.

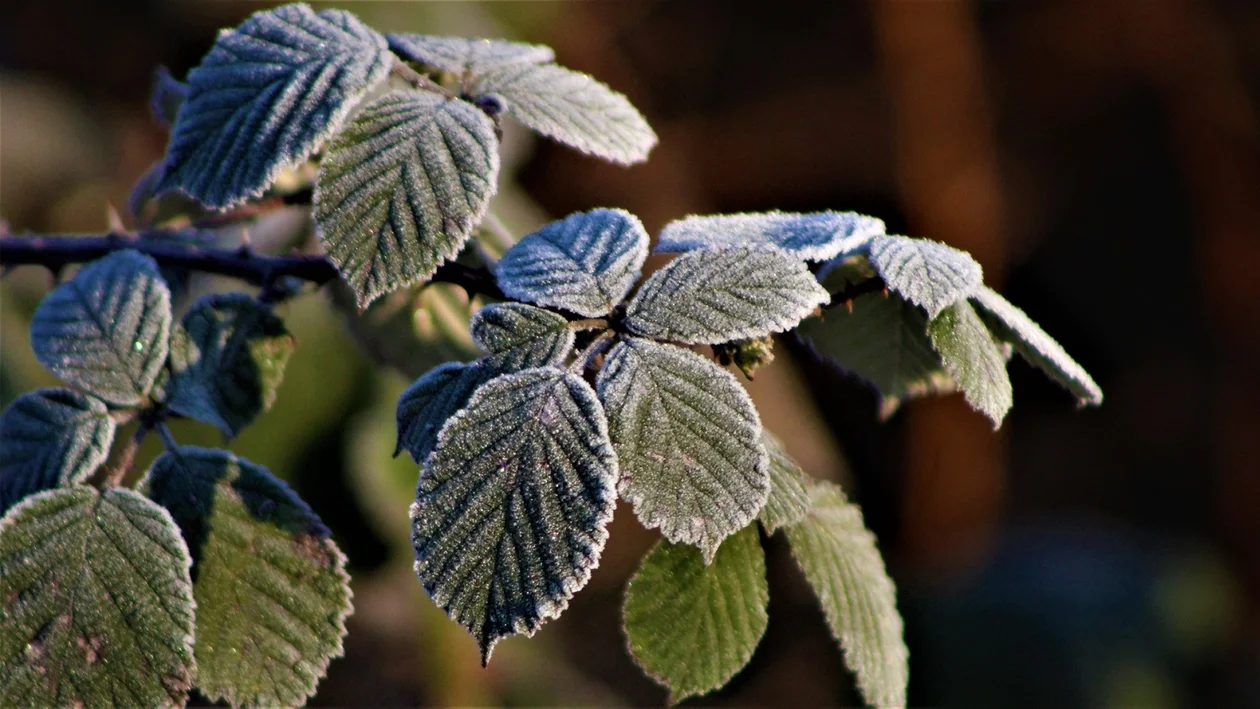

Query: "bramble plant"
<box><xmin>0</xmin><ymin>4</ymin><xmax>1103</xmax><ymax>707</ymax></box>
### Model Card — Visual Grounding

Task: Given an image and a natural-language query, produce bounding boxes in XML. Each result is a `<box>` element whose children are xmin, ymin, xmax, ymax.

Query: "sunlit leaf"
<box><xmin>656</xmin><ymin>211</ymin><xmax>885</xmax><ymax>262</ymax></box>
<box><xmin>928</xmin><ymin>300</ymin><xmax>1013</xmax><ymax>428</ymax></box>
<box><xmin>469</xmin><ymin>302</ymin><xmax>574</xmax><ymax>370</ymax></box>
<box><xmin>868</xmin><ymin>235</ymin><xmax>982</xmax><ymax>318</ymax></box>
<box><xmin>757</xmin><ymin>432</ymin><xmax>812</xmax><ymax>534</ymax></box>
<box><xmin>0</xmin><ymin>389</ymin><xmax>114</xmax><ymax>516</ymax></box>
<box><xmin>386</xmin><ymin>34</ymin><xmax>554</xmax><ymax>74</ymax></box>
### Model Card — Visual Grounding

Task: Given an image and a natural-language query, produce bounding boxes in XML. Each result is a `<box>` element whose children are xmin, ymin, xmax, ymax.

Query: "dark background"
<box><xmin>3</xmin><ymin>1</ymin><xmax>1259</xmax><ymax>706</ymax></box>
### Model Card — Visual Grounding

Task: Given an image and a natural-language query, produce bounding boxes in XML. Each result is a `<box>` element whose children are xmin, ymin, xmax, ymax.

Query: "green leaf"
<box><xmin>971</xmin><ymin>287</ymin><xmax>1103</xmax><ymax>406</ymax></box>
<box><xmin>315</xmin><ymin>90</ymin><xmax>500</xmax><ymax>307</ymax></box>
<box><xmin>0</xmin><ymin>487</ymin><xmax>196</xmax><ymax>707</ymax></box>
<box><xmin>395</xmin><ymin>360</ymin><xmax>494</xmax><ymax>465</ymax></box>
<box><xmin>623</xmin><ymin>525</ymin><xmax>768</xmax><ymax>703</ymax></box>
<box><xmin>868</xmin><ymin>235</ymin><xmax>982</xmax><ymax>318</ymax></box>
<box><xmin>597</xmin><ymin>338</ymin><xmax>768</xmax><ymax>562</ymax></box>
<box><xmin>655</xmin><ymin>211</ymin><xmax>885</xmax><ymax>262</ymax></box>
<box><xmin>30</xmin><ymin>250</ymin><xmax>172</xmax><ymax>407</ymax></box>
<box><xmin>166</xmin><ymin>293</ymin><xmax>295</xmax><ymax>438</ymax></box>
<box><xmin>156</xmin><ymin>4</ymin><xmax>391</xmax><ymax>208</ymax></box>
<box><xmin>411</xmin><ymin>368</ymin><xmax>618</xmax><ymax>663</ymax></box>
<box><xmin>797</xmin><ymin>293</ymin><xmax>953</xmax><ymax>418</ymax></box>
<box><xmin>928</xmin><ymin>300</ymin><xmax>1013</xmax><ymax>428</ymax></box>
<box><xmin>469</xmin><ymin>302</ymin><xmax>575</xmax><ymax>370</ymax></box>
<box><xmin>625</xmin><ymin>248</ymin><xmax>829</xmax><ymax>345</ymax></box>
<box><xmin>787</xmin><ymin>481</ymin><xmax>908</xmax><ymax>709</ymax></box>
<box><xmin>143</xmin><ymin>447</ymin><xmax>352</xmax><ymax>707</ymax></box>
<box><xmin>757</xmin><ymin>432</ymin><xmax>812</xmax><ymax>534</ymax></box>
<box><xmin>386</xmin><ymin>34</ymin><xmax>554</xmax><ymax>74</ymax></box>
<box><xmin>0</xmin><ymin>389</ymin><xmax>115</xmax><ymax>516</ymax></box>
<box><xmin>495</xmin><ymin>209</ymin><xmax>650</xmax><ymax>317</ymax></box>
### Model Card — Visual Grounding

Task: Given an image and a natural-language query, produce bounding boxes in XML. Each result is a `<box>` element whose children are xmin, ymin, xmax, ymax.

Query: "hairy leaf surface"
<box><xmin>30</xmin><ymin>250</ymin><xmax>171</xmax><ymax>407</ymax></box>
<box><xmin>928</xmin><ymin>301</ymin><xmax>1013</xmax><ymax>428</ymax></box>
<box><xmin>971</xmin><ymin>287</ymin><xmax>1103</xmax><ymax>406</ymax></box>
<box><xmin>144</xmin><ymin>447</ymin><xmax>351</xmax><ymax>707</ymax></box>
<box><xmin>0</xmin><ymin>488</ymin><xmax>195</xmax><ymax>707</ymax></box>
<box><xmin>469</xmin><ymin>302</ymin><xmax>574</xmax><ymax>370</ymax></box>
<box><xmin>411</xmin><ymin>368</ymin><xmax>618</xmax><ymax>662</ymax></box>
<box><xmin>496</xmin><ymin>209</ymin><xmax>649</xmax><ymax>317</ymax></box>
<box><xmin>625</xmin><ymin>248</ymin><xmax>829</xmax><ymax>345</ymax></box>
<box><xmin>156</xmin><ymin>4</ymin><xmax>391</xmax><ymax>207</ymax></box>
<box><xmin>167</xmin><ymin>293</ymin><xmax>295</xmax><ymax>438</ymax></box>
<box><xmin>386</xmin><ymin>34</ymin><xmax>554</xmax><ymax>74</ymax></box>
<box><xmin>869</xmin><ymin>235</ymin><xmax>982</xmax><ymax>318</ymax></box>
<box><xmin>655</xmin><ymin>211</ymin><xmax>885</xmax><ymax>262</ymax></box>
<box><xmin>757</xmin><ymin>432</ymin><xmax>812</xmax><ymax>534</ymax></box>
<box><xmin>316</xmin><ymin>90</ymin><xmax>499</xmax><ymax>306</ymax></box>
<box><xmin>623</xmin><ymin>525</ymin><xmax>768</xmax><ymax>703</ymax></box>
<box><xmin>0</xmin><ymin>389</ymin><xmax>114</xmax><ymax>516</ymax></box>
<box><xmin>787</xmin><ymin>482</ymin><xmax>908</xmax><ymax>709</ymax></box>
<box><xmin>597</xmin><ymin>338</ymin><xmax>768</xmax><ymax>561</ymax></box>
<box><xmin>395</xmin><ymin>360</ymin><xmax>495</xmax><ymax>465</ymax></box>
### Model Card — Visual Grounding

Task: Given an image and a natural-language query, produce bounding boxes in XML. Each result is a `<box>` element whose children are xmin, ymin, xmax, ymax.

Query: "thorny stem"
<box><xmin>390</xmin><ymin>58</ymin><xmax>458</xmax><ymax>100</ymax></box>
<box><xmin>568</xmin><ymin>318</ymin><xmax>610</xmax><ymax>332</ymax></box>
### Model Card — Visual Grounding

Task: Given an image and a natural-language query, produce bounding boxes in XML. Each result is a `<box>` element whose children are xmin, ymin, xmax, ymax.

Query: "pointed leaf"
<box><xmin>656</xmin><ymin>211</ymin><xmax>885</xmax><ymax>262</ymax></box>
<box><xmin>928</xmin><ymin>300</ymin><xmax>1013</xmax><ymax>428</ymax></box>
<box><xmin>0</xmin><ymin>487</ymin><xmax>195</xmax><ymax>706</ymax></box>
<box><xmin>411</xmin><ymin>368</ymin><xmax>618</xmax><ymax>662</ymax></box>
<box><xmin>395</xmin><ymin>360</ymin><xmax>494</xmax><ymax>465</ymax></box>
<box><xmin>597</xmin><ymin>338</ymin><xmax>768</xmax><ymax>561</ymax></box>
<box><xmin>167</xmin><ymin>293</ymin><xmax>295</xmax><ymax>438</ymax></box>
<box><xmin>469</xmin><ymin>302</ymin><xmax>575</xmax><ymax>370</ymax></box>
<box><xmin>386</xmin><ymin>34</ymin><xmax>554</xmax><ymax>74</ymax></box>
<box><xmin>495</xmin><ymin>209</ymin><xmax>649</xmax><ymax>317</ymax></box>
<box><xmin>869</xmin><ymin>235</ymin><xmax>982</xmax><ymax>318</ymax></box>
<box><xmin>30</xmin><ymin>250</ymin><xmax>171</xmax><ymax>406</ymax></box>
<box><xmin>971</xmin><ymin>287</ymin><xmax>1103</xmax><ymax>406</ymax></box>
<box><xmin>787</xmin><ymin>481</ymin><xmax>908</xmax><ymax>709</ymax></box>
<box><xmin>625</xmin><ymin>248</ymin><xmax>828</xmax><ymax>345</ymax></box>
<box><xmin>757</xmin><ymin>432</ymin><xmax>812</xmax><ymax>534</ymax></box>
<box><xmin>623</xmin><ymin>525</ymin><xmax>768</xmax><ymax>703</ymax></box>
<box><xmin>315</xmin><ymin>90</ymin><xmax>500</xmax><ymax>306</ymax></box>
<box><xmin>0</xmin><ymin>389</ymin><xmax>115</xmax><ymax>516</ymax></box>
<box><xmin>156</xmin><ymin>4</ymin><xmax>391</xmax><ymax>208</ymax></box>
<box><xmin>144</xmin><ymin>447</ymin><xmax>352</xmax><ymax>707</ymax></box>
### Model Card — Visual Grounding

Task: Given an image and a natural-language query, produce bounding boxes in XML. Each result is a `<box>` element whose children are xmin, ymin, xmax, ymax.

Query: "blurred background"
<box><xmin>3</xmin><ymin>0</ymin><xmax>1260</xmax><ymax>706</ymax></box>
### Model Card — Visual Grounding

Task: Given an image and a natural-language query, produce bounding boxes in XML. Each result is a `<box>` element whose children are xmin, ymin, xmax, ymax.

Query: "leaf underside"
<box><xmin>928</xmin><ymin>300</ymin><xmax>1013</xmax><ymax>428</ymax></box>
<box><xmin>468</xmin><ymin>302</ymin><xmax>575</xmax><ymax>370</ymax></box>
<box><xmin>868</xmin><ymin>235</ymin><xmax>982</xmax><ymax>318</ymax></box>
<box><xmin>386</xmin><ymin>34</ymin><xmax>554</xmax><ymax>75</ymax></box>
<box><xmin>655</xmin><ymin>211</ymin><xmax>885</xmax><ymax>262</ymax></box>
<box><xmin>757</xmin><ymin>432</ymin><xmax>812</xmax><ymax>534</ymax></box>
<box><xmin>0</xmin><ymin>389</ymin><xmax>114</xmax><ymax>516</ymax></box>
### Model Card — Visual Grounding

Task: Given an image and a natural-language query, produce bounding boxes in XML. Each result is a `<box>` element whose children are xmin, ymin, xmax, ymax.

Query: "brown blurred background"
<box><xmin>3</xmin><ymin>0</ymin><xmax>1260</xmax><ymax>706</ymax></box>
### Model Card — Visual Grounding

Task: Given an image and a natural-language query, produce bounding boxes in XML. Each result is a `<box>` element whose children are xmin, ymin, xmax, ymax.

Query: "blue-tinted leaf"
<box><xmin>757</xmin><ymin>432</ymin><xmax>812</xmax><ymax>534</ymax></box>
<box><xmin>144</xmin><ymin>447</ymin><xmax>351</xmax><ymax>707</ymax></box>
<box><xmin>495</xmin><ymin>209</ymin><xmax>649</xmax><ymax>317</ymax></box>
<box><xmin>149</xmin><ymin>66</ymin><xmax>188</xmax><ymax>128</ymax></box>
<box><xmin>30</xmin><ymin>250</ymin><xmax>171</xmax><ymax>406</ymax></box>
<box><xmin>167</xmin><ymin>293</ymin><xmax>295</xmax><ymax>438</ymax></box>
<box><xmin>868</xmin><ymin>235</ymin><xmax>983</xmax><ymax>318</ymax></box>
<box><xmin>395</xmin><ymin>360</ymin><xmax>494</xmax><ymax>465</ymax></box>
<box><xmin>0</xmin><ymin>487</ymin><xmax>195</xmax><ymax>706</ymax></box>
<box><xmin>656</xmin><ymin>211</ymin><xmax>885</xmax><ymax>262</ymax></box>
<box><xmin>469</xmin><ymin>302</ymin><xmax>575</xmax><ymax>370</ymax></box>
<box><xmin>0</xmin><ymin>389</ymin><xmax>114</xmax><ymax>516</ymax></box>
<box><xmin>597</xmin><ymin>338</ymin><xmax>768</xmax><ymax>562</ymax></box>
<box><xmin>386</xmin><ymin>34</ymin><xmax>554</xmax><ymax>74</ymax></box>
<box><xmin>156</xmin><ymin>4</ymin><xmax>391</xmax><ymax>208</ymax></box>
<box><xmin>928</xmin><ymin>300</ymin><xmax>1013</xmax><ymax>428</ymax></box>
<box><xmin>412</xmin><ymin>368</ymin><xmax>618</xmax><ymax>662</ymax></box>
<box><xmin>625</xmin><ymin>248</ymin><xmax>829</xmax><ymax>345</ymax></box>
<box><xmin>315</xmin><ymin>90</ymin><xmax>499</xmax><ymax>307</ymax></box>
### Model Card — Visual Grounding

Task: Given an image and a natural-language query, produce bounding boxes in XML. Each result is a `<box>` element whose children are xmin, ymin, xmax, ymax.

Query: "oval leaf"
<box><xmin>395</xmin><ymin>360</ymin><xmax>495</xmax><ymax>465</ymax></box>
<box><xmin>928</xmin><ymin>300</ymin><xmax>1013</xmax><ymax>428</ymax></box>
<box><xmin>167</xmin><ymin>293</ymin><xmax>295</xmax><ymax>438</ymax></box>
<box><xmin>0</xmin><ymin>389</ymin><xmax>115</xmax><ymax>516</ymax></box>
<box><xmin>30</xmin><ymin>250</ymin><xmax>172</xmax><ymax>406</ymax></box>
<box><xmin>0</xmin><ymin>487</ymin><xmax>195</xmax><ymax>706</ymax></box>
<box><xmin>315</xmin><ymin>90</ymin><xmax>500</xmax><ymax>306</ymax></box>
<box><xmin>411</xmin><ymin>368</ymin><xmax>618</xmax><ymax>663</ymax></box>
<box><xmin>623</xmin><ymin>525</ymin><xmax>769</xmax><ymax>703</ymax></box>
<box><xmin>495</xmin><ymin>209</ymin><xmax>649</xmax><ymax>317</ymax></box>
<box><xmin>757</xmin><ymin>432</ymin><xmax>812</xmax><ymax>534</ymax></box>
<box><xmin>469</xmin><ymin>302</ymin><xmax>575</xmax><ymax>370</ymax></box>
<box><xmin>868</xmin><ymin>235</ymin><xmax>983</xmax><ymax>318</ymax></box>
<box><xmin>156</xmin><ymin>4</ymin><xmax>391</xmax><ymax>208</ymax></box>
<box><xmin>597</xmin><ymin>338</ymin><xmax>768</xmax><ymax>561</ymax></box>
<box><xmin>787</xmin><ymin>481</ymin><xmax>908</xmax><ymax>709</ymax></box>
<box><xmin>656</xmin><ymin>211</ymin><xmax>885</xmax><ymax>262</ymax></box>
<box><xmin>625</xmin><ymin>248</ymin><xmax>829</xmax><ymax>345</ymax></box>
<box><xmin>971</xmin><ymin>287</ymin><xmax>1103</xmax><ymax>406</ymax></box>
<box><xmin>144</xmin><ymin>447</ymin><xmax>352</xmax><ymax>707</ymax></box>
<box><xmin>386</xmin><ymin>34</ymin><xmax>554</xmax><ymax>74</ymax></box>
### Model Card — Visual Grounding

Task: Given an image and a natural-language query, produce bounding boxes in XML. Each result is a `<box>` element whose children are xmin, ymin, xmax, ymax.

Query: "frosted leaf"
<box><xmin>655</xmin><ymin>211</ymin><xmax>885</xmax><ymax>262</ymax></box>
<box><xmin>386</xmin><ymin>34</ymin><xmax>554</xmax><ymax>74</ymax></box>
<box><xmin>0</xmin><ymin>488</ymin><xmax>195</xmax><ymax>706</ymax></box>
<box><xmin>757</xmin><ymin>432</ymin><xmax>812</xmax><ymax>534</ymax></box>
<box><xmin>395</xmin><ymin>360</ymin><xmax>494</xmax><ymax>465</ymax></box>
<box><xmin>597</xmin><ymin>338</ymin><xmax>768</xmax><ymax>562</ymax></box>
<box><xmin>623</xmin><ymin>525</ymin><xmax>768</xmax><ymax>703</ymax></box>
<box><xmin>495</xmin><ymin>209</ymin><xmax>649</xmax><ymax>317</ymax></box>
<box><xmin>411</xmin><ymin>368</ymin><xmax>618</xmax><ymax>663</ymax></box>
<box><xmin>624</xmin><ymin>248</ymin><xmax>829</xmax><ymax>345</ymax></box>
<box><xmin>0</xmin><ymin>389</ymin><xmax>114</xmax><ymax>516</ymax></box>
<box><xmin>928</xmin><ymin>301</ymin><xmax>1013</xmax><ymax>428</ymax></box>
<box><xmin>149</xmin><ymin>66</ymin><xmax>188</xmax><ymax>128</ymax></box>
<box><xmin>869</xmin><ymin>235</ymin><xmax>983</xmax><ymax>318</ymax></box>
<box><xmin>469</xmin><ymin>302</ymin><xmax>575</xmax><ymax>370</ymax></box>
<box><xmin>30</xmin><ymin>250</ymin><xmax>171</xmax><ymax>407</ymax></box>
<box><xmin>787</xmin><ymin>481</ymin><xmax>908</xmax><ymax>709</ymax></box>
<box><xmin>315</xmin><ymin>90</ymin><xmax>499</xmax><ymax>307</ymax></box>
<box><xmin>971</xmin><ymin>287</ymin><xmax>1103</xmax><ymax>406</ymax></box>
<box><xmin>156</xmin><ymin>4</ymin><xmax>391</xmax><ymax>208</ymax></box>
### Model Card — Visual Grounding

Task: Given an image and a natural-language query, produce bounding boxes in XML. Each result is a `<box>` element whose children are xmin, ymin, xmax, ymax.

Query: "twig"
<box><xmin>569</xmin><ymin>330</ymin><xmax>617</xmax><ymax>375</ymax></box>
<box><xmin>823</xmin><ymin>276</ymin><xmax>888</xmax><ymax>311</ymax></box>
<box><xmin>104</xmin><ymin>420</ymin><xmax>154</xmax><ymax>488</ymax></box>
<box><xmin>391</xmin><ymin>58</ymin><xmax>458</xmax><ymax>100</ymax></box>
